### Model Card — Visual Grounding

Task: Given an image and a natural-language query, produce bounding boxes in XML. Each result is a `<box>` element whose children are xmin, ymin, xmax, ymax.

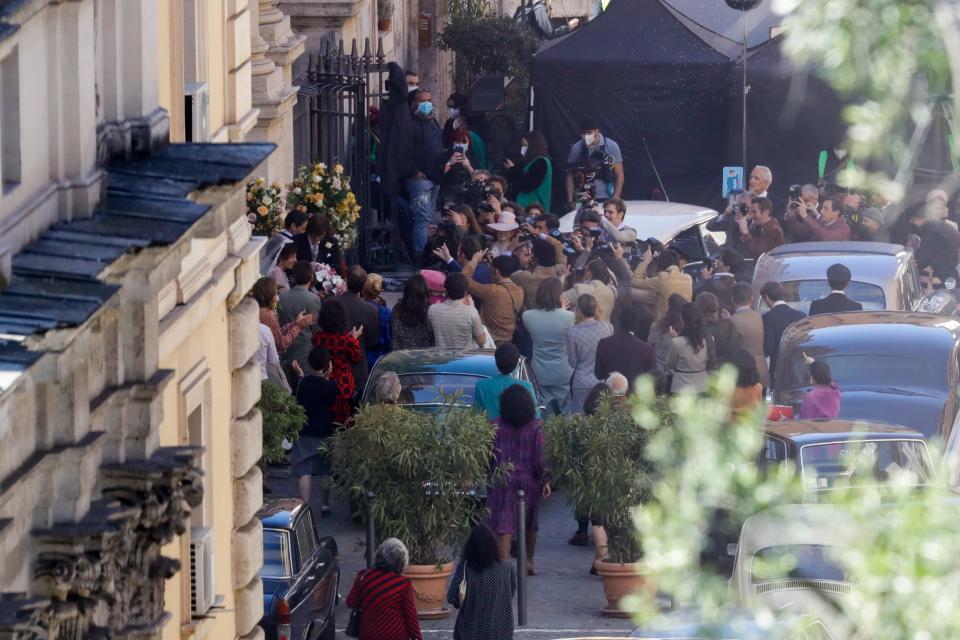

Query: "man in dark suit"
<box><xmin>809</xmin><ymin>263</ymin><xmax>864</xmax><ymax>316</ymax></box>
<box><xmin>278</xmin><ymin>261</ymin><xmax>323</xmax><ymax>371</ymax></box>
<box><xmin>594</xmin><ymin>305</ymin><xmax>656</xmax><ymax>390</ymax></box>
<box><xmin>760</xmin><ymin>281</ymin><xmax>806</xmax><ymax>384</ymax></box>
<box><xmin>697</xmin><ymin>247</ymin><xmax>743</xmax><ymax>314</ymax></box>
<box><xmin>330</xmin><ymin>265</ymin><xmax>380</xmax><ymax>393</ymax></box>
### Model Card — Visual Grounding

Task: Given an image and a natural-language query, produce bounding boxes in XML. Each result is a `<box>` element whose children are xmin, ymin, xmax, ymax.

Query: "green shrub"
<box><xmin>324</xmin><ymin>399</ymin><xmax>504</xmax><ymax>564</ymax></box>
<box><xmin>544</xmin><ymin>391</ymin><xmax>656</xmax><ymax>563</ymax></box>
<box><xmin>258</xmin><ymin>380</ymin><xmax>305</xmax><ymax>467</ymax></box>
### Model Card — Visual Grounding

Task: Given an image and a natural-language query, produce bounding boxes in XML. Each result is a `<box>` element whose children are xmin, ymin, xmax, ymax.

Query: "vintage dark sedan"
<box><xmin>259</xmin><ymin>499</ymin><xmax>339</xmax><ymax>640</ymax></box>
<box><xmin>362</xmin><ymin>348</ymin><xmax>544</xmax><ymax>410</ymax></box>
<box><xmin>750</xmin><ymin>241</ymin><xmax>956</xmax><ymax>315</ymax></box>
<box><xmin>759</xmin><ymin>419</ymin><xmax>935</xmax><ymax>492</ymax></box>
<box><xmin>773</xmin><ymin>312</ymin><xmax>960</xmax><ymax>441</ymax></box>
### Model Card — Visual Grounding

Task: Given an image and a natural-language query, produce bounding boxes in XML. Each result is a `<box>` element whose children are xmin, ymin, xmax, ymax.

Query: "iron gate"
<box><xmin>293</xmin><ymin>38</ymin><xmax>399</xmax><ymax>270</ymax></box>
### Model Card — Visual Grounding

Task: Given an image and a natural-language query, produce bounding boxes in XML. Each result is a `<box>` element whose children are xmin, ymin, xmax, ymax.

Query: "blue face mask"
<box><xmin>417</xmin><ymin>101</ymin><xmax>434</xmax><ymax>117</ymax></box>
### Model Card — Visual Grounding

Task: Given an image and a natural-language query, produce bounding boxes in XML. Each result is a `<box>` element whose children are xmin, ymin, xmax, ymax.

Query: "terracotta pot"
<box><xmin>404</xmin><ymin>562</ymin><xmax>454</xmax><ymax>619</ymax></box>
<box><xmin>593</xmin><ymin>560</ymin><xmax>653</xmax><ymax>617</ymax></box>
<box><xmin>378</xmin><ymin>18</ymin><xmax>392</xmax><ymax>31</ymax></box>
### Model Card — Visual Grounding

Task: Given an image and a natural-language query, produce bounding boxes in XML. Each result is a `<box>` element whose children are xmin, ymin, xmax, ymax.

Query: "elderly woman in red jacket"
<box><xmin>346</xmin><ymin>538</ymin><xmax>422</xmax><ymax>640</ymax></box>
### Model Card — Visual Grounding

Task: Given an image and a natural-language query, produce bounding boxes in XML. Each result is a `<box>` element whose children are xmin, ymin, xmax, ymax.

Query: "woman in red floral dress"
<box><xmin>312</xmin><ymin>299</ymin><xmax>362</xmax><ymax>424</ymax></box>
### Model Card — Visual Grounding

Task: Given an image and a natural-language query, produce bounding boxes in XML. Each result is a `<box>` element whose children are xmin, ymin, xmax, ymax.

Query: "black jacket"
<box><xmin>697</xmin><ymin>274</ymin><xmax>736</xmax><ymax>314</ymax></box>
<box><xmin>377</xmin><ymin>63</ymin><xmax>415</xmax><ymax>195</ymax></box>
<box><xmin>762</xmin><ymin>303</ymin><xmax>806</xmax><ymax>378</ymax></box>
<box><xmin>915</xmin><ymin>219</ymin><xmax>960</xmax><ymax>282</ymax></box>
<box><xmin>809</xmin><ymin>292</ymin><xmax>863</xmax><ymax>316</ymax></box>
<box><xmin>594</xmin><ymin>331</ymin><xmax>656</xmax><ymax>389</ymax></box>
<box><xmin>411</xmin><ymin>115</ymin><xmax>444</xmax><ymax>182</ymax></box>
<box><xmin>291</xmin><ymin>233</ymin><xmax>341</xmax><ymax>269</ymax></box>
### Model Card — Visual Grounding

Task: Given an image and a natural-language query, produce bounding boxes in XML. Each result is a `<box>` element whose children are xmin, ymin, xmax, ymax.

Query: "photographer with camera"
<box><xmin>696</xmin><ymin>247</ymin><xmax>743</xmax><ymax>314</ymax></box>
<box><xmin>511</xmin><ymin>238</ymin><xmax>564</xmax><ymax>312</ymax></box>
<box><xmin>784</xmin><ymin>193</ymin><xmax>850</xmax><ymax>243</ymax></box>
<box><xmin>842</xmin><ymin>192</ymin><xmax>886</xmax><ymax>241</ymax></box>
<box><xmin>737</xmin><ymin>196</ymin><xmax>786</xmax><ymax>259</ymax></box>
<box><xmin>630</xmin><ymin>247</ymin><xmax>693</xmax><ymax>320</ymax></box>
<box><xmin>565</xmin><ymin>118</ymin><xmax>624</xmax><ymax>210</ymax></box>
<box><xmin>562</xmin><ymin>257</ymin><xmax>618</xmax><ymax>322</ymax></box>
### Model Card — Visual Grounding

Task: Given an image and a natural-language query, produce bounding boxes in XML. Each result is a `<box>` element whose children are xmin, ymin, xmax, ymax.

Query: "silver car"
<box><xmin>750</xmin><ymin>241</ymin><xmax>955</xmax><ymax>315</ymax></box>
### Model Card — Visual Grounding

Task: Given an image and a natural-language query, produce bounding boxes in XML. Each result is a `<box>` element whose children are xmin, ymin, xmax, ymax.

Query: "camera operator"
<box><xmin>565</xmin><ymin>118</ymin><xmax>624</xmax><ymax>210</ymax></box>
<box><xmin>784</xmin><ymin>194</ymin><xmax>850</xmax><ymax>242</ymax></box>
<box><xmin>520</xmin><ymin>213</ymin><xmax>569</xmax><ymax>267</ymax></box>
<box><xmin>696</xmin><ymin>247</ymin><xmax>743</xmax><ymax>314</ymax></box>
<box><xmin>434</xmin><ymin>235</ymin><xmax>494</xmax><ymax>283</ymax></box>
<box><xmin>708</xmin><ymin>190</ymin><xmax>755</xmax><ymax>255</ymax></box>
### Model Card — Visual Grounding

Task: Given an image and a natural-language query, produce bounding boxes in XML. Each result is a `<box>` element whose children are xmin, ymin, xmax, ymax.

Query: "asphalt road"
<box><xmin>265</xmin><ymin>466</ymin><xmax>638</xmax><ymax>639</ymax></box>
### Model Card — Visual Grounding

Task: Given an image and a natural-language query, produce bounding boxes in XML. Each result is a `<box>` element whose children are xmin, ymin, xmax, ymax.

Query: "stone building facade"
<box><xmin>0</xmin><ymin>1</ymin><xmax>280</xmax><ymax>639</ymax></box>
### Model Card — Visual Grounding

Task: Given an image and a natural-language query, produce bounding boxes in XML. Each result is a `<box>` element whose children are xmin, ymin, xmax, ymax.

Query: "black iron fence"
<box><xmin>293</xmin><ymin>38</ymin><xmax>401</xmax><ymax>270</ymax></box>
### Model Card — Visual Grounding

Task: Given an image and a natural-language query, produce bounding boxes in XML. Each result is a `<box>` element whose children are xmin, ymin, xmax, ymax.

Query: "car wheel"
<box><xmin>318</xmin><ymin>610</ymin><xmax>336</xmax><ymax>640</ymax></box>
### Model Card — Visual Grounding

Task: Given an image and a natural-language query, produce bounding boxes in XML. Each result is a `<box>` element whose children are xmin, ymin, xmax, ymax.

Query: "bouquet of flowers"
<box><xmin>246</xmin><ymin>177</ymin><xmax>284</xmax><ymax>236</ymax></box>
<box><xmin>314</xmin><ymin>262</ymin><xmax>346</xmax><ymax>296</ymax></box>
<box><xmin>286</xmin><ymin>162</ymin><xmax>362</xmax><ymax>249</ymax></box>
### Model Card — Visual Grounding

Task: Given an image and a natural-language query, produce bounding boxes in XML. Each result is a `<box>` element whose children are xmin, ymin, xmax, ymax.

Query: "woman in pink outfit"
<box><xmin>798</xmin><ymin>359</ymin><xmax>841</xmax><ymax>419</ymax></box>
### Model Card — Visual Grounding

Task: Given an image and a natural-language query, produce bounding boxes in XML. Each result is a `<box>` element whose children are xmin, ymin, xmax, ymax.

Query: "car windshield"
<box><xmin>260</xmin><ymin>530</ymin><xmax>289</xmax><ymax>578</ymax></box>
<box><xmin>395</xmin><ymin>373</ymin><xmax>488</xmax><ymax>405</ymax></box>
<box><xmin>779</xmin><ymin>280</ymin><xmax>885</xmax><ymax>313</ymax></box>
<box><xmin>799</xmin><ymin>439</ymin><xmax>933</xmax><ymax>490</ymax></box>
<box><xmin>778</xmin><ymin>353</ymin><xmax>947</xmax><ymax>393</ymax></box>
<box><xmin>751</xmin><ymin>544</ymin><xmax>847</xmax><ymax>583</ymax></box>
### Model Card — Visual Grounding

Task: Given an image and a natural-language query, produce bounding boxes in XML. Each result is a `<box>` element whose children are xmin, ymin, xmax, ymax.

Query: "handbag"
<box><xmin>345</xmin><ymin>574</ymin><xmax>368</xmax><ymax>638</ymax></box>
<box><xmin>457</xmin><ymin>563</ymin><xmax>467</xmax><ymax>607</ymax></box>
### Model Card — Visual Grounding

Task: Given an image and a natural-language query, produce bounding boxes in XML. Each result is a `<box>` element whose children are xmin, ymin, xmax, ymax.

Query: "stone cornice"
<box><xmin>279</xmin><ymin>0</ymin><xmax>361</xmax><ymax>29</ymax></box>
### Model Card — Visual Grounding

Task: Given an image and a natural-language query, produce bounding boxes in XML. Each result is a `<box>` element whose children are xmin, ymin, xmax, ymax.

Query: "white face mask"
<box><xmin>583</xmin><ymin>132</ymin><xmax>598</xmax><ymax>146</ymax></box>
<box><xmin>448</xmin><ymin>107</ymin><xmax>460</xmax><ymax>119</ymax></box>
<box><xmin>407</xmin><ymin>84</ymin><xmax>418</xmax><ymax>93</ymax></box>
<box><xmin>520</xmin><ymin>144</ymin><xmax>528</xmax><ymax>156</ymax></box>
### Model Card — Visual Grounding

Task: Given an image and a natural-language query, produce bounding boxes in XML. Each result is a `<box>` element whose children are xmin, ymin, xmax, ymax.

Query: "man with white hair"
<box><xmin>748</xmin><ymin>165</ymin><xmax>772</xmax><ymax>198</ymax></box>
<box><xmin>605</xmin><ymin>372</ymin><xmax>629</xmax><ymax>398</ymax></box>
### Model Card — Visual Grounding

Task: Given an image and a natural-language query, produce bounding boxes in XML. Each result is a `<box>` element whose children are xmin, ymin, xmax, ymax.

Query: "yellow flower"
<box><xmin>271</xmin><ymin>182</ymin><xmax>282</xmax><ymax>191</ymax></box>
<box><xmin>256</xmin><ymin>177</ymin><xmax>265</xmax><ymax>186</ymax></box>
<box><xmin>334</xmin><ymin>163</ymin><xmax>345</xmax><ymax>175</ymax></box>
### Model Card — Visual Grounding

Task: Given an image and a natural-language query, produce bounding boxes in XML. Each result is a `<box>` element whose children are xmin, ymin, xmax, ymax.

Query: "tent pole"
<box><xmin>742</xmin><ymin>8</ymin><xmax>748</xmax><ymax>169</ymax></box>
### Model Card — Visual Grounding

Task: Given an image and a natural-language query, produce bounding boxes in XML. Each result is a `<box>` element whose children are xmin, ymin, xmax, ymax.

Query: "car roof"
<box><xmin>558</xmin><ymin>200</ymin><xmax>717</xmax><ymax>238</ymax></box>
<box><xmin>739</xmin><ymin>504</ymin><xmax>856</xmax><ymax>558</ymax></box>
<box><xmin>763</xmin><ymin>419</ymin><xmax>926</xmax><ymax>444</ymax></box>
<box><xmin>370</xmin><ymin>348</ymin><xmax>500</xmax><ymax>376</ymax></box>
<box><xmin>257</xmin><ymin>498</ymin><xmax>308</xmax><ymax>529</ymax></box>
<box><xmin>781</xmin><ymin>311</ymin><xmax>960</xmax><ymax>358</ymax></box>
<box><xmin>753</xmin><ymin>242</ymin><xmax>909</xmax><ymax>289</ymax></box>
<box><xmin>767</xmin><ymin>241</ymin><xmax>906</xmax><ymax>257</ymax></box>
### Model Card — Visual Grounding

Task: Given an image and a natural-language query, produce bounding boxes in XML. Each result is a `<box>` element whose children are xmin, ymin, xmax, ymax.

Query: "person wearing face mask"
<box><xmin>504</xmin><ymin>130</ymin><xmax>553</xmax><ymax>214</ymax></box>
<box><xmin>565</xmin><ymin>118</ymin><xmax>624</xmax><ymax>209</ymax></box>
<box><xmin>437</xmin><ymin>127</ymin><xmax>478</xmax><ymax>208</ymax></box>
<box><xmin>442</xmin><ymin>93</ymin><xmax>488</xmax><ymax>170</ymax></box>
<box><xmin>407</xmin><ymin>89</ymin><xmax>445</xmax><ymax>256</ymax></box>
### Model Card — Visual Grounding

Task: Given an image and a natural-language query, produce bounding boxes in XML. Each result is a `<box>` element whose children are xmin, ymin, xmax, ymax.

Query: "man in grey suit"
<box><xmin>278</xmin><ymin>261</ymin><xmax>322</xmax><ymax>371</ymax></box>
<box><xmin>329</xmin><ymin>265</ymin><xmax>380</xmax><ymax>393</ymax></box>
<box><xmin>730</xmin><ymin>282</ymin><xmax>770</xmax><ymax>389</ymax></box>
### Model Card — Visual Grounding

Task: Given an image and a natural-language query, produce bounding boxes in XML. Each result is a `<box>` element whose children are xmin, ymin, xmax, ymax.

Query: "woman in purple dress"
<box><xmin>486</xmin><ymin>385</ymin><xmax>551</xmax><ymax>576</ymax></box>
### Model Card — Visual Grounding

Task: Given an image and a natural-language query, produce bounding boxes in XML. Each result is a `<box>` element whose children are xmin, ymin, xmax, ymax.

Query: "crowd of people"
<box><xmin>252</xmin><ymin>63</ymin><xmax>960</xmax><ymax>635</ymax></box>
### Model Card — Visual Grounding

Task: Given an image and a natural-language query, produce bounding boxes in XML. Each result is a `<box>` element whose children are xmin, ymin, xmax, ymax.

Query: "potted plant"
<box><xmin>325</xmin><ymin>398</ymin><xmax>501</xmax><ymax>618</ymax></box>
<box><xmin>257</xmin><ymin>380</ymin><xmax>306</xmax><ymax>469</ymax></box>
<box><xmin>544</xmin><ymin>394</ymin><xmax>657</xmax><ymax>616</ymax></box>
<box><xmin>377</xmin><ymin>0</ymin><xmax>393</xmax><ymax>32</ymax></box>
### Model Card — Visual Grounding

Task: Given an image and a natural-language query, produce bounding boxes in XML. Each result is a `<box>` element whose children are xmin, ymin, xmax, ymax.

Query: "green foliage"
<box><xmin>439</xmin><ymin>0</ymin><xmax>539</xmax><ymax>90</ymax></box>
<box><xmin>258</xmin><ymin>380</ymin><xmax>306</xmax><ymax>467</ymax></box>
<box><xmin>324</xmin><ymin>400</ymin><xmax>503</xmax><ymax>565</ymax></box>
<box><xmin>777</xmin><ymin>0</ymin><xmax>958</xmax><ymax>197</ymax></box>
<box><xmin>627</xmin><ymin>365</ymin><xmax>960</xmax><ymax>639</ymax></box>
<box><xmin>544</xmin><ymin>390</ymin><xmax>656</xmax><ymax>563</ymax></box>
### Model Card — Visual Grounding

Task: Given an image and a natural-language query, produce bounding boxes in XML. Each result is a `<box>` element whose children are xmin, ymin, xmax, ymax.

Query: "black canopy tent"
<box><xmin>530</xmin><ymin>0</ymin><xmax>735</xmax><ymax>208</ymax></box>
<box><xmin>731</xmin><ymin>34</ymin><xmax>847</xmax><ymax>196</ymax></box>
<box><xmin>530</xmin><ymin>0</ymin><xmax>849</xmax><ymax>209</ymax></box>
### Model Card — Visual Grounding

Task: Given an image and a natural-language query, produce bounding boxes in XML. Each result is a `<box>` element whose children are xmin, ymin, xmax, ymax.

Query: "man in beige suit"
<box><xmin>730</xmin><ymin>282</ymin><xmax>769</xmax><ymax>388</ymax></box>
<box><xmin>631</xmin><ymin>248</ymin><xmax>693</xmax><ymax>319</ymax></box>
<box><xmin>562</xmin><ymin>259</ymin><xmax>618</xmax><ymax>322</ymax></box>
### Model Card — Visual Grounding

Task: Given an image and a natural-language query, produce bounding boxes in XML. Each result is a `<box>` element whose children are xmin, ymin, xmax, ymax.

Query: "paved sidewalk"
<box><xmin>264</xmin><ymin>466</ymin><xmax>638</xmax><ymax>639</ymax></box>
